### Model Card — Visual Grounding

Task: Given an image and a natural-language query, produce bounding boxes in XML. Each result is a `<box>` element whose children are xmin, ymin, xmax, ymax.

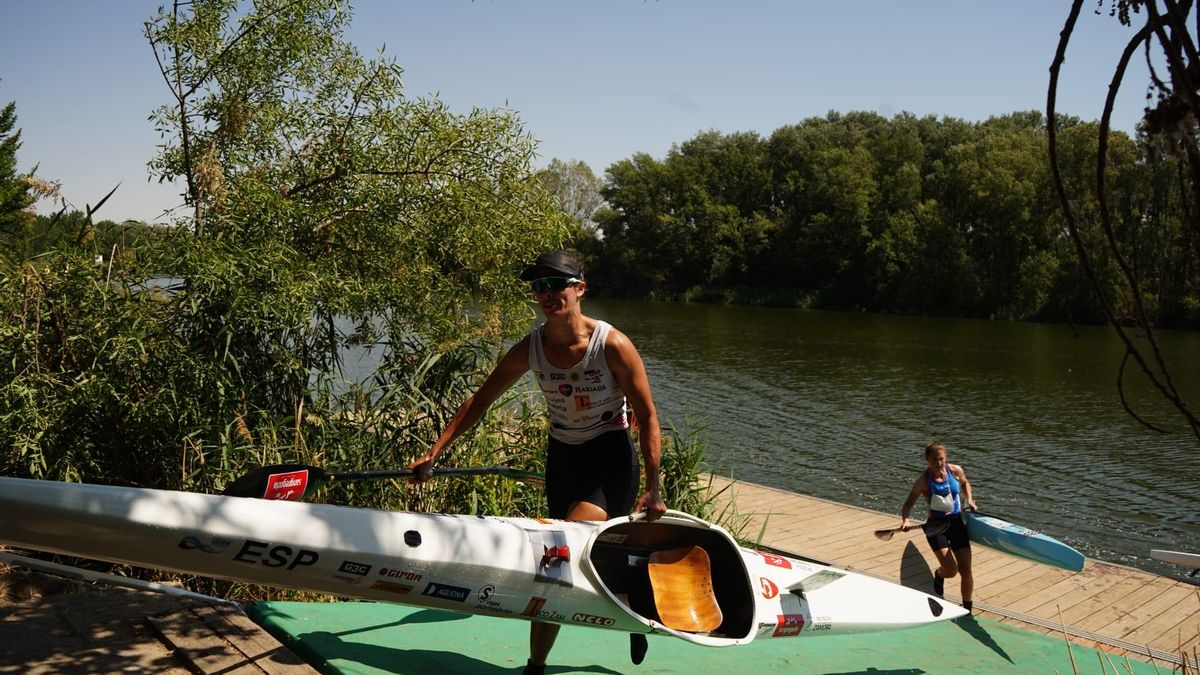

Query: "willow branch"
<box><xmin>1117</xmin><ymin>350</ymin><xmax>1167</xmax><ymax>432</ymax></box>
<box><xmin>1050</xmin><ymin>0</ymin><xmax>1168</xmax><ymax>432</ymax></box>
<box><xmin>172</xmin><ymin>1</ymin><xmax>201</xmax><ymax>229</ymax></box>
<box><xmin>1051</xmin><ymin>0</ymin><xmax>1200</xmax><ymax>438</ymax></box>
<box><xmin>1097</xmin><ymin>19</ymin><xmax>1185</xmax><ymax>406</ymax></box>
<box><xmin>179</xmin><ymin>0</ymin><xmax>310</xmax><ymax>101</ymax></box>
<box><xmin>1146</xmin><ymin>2</ymin><xmax>1200</xmax><ymax>123</ymax></box>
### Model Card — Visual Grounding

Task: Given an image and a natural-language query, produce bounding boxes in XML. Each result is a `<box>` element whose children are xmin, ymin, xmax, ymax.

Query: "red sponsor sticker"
<box><xmin>758</xmin><ymin>552</ymin><xmax>792</xmax><ymax>569</ymax></box>
<box><xmin>263</xmin><ymin>470</ymin><xmax>308</xmax><ymax>501</ymax></box>
<box><xmin>773</xmin><ymin>613</ymin><xmax>805</xmax><ymax>637</ymax></box>
<box><xmin>760</xmin><ymin>577</ymin><xmax>779</xmax><ymax>599</ymax></box>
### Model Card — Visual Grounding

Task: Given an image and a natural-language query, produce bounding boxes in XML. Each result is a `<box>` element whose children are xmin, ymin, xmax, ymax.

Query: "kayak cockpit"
<box><xmin>586</xmin><ymin>518</ymin><xmax>755</xmax><ymax>644</ymax></box>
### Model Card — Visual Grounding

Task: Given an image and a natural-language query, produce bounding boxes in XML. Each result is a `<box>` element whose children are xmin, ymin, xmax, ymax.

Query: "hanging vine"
<box><xmin>1049</xmin><ymin>0</ymin><xmax>1200</xmax><ymax>441</ymax></box>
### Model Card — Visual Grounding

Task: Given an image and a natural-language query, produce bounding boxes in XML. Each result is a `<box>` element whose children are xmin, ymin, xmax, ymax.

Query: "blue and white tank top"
<box><xmin>925</xmin><ymin>467</ymin><xmax>961</xmax><ymax>519</ymax></box>
<box><xmin>528</xmin><ymin>320</ymin><xmax>629</xmax><ymax>444</ymax></box>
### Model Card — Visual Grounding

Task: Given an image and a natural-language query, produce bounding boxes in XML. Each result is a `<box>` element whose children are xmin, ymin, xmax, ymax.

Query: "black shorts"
<box><xmin>923</xmin><ymin>514</ymin><xmax>971</xmax><ymax>552</ymax></box>
<box><xmin>545</xmin><ymin>429</ymin><xmax>639</xmax><ymax>519</ymax></box>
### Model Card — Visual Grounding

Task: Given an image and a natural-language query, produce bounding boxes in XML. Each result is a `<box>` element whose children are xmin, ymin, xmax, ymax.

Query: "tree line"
<box><xmin>557</xmin><ymin>110</ymin><xmax>1196</xmax><ymax>330</ymax></box>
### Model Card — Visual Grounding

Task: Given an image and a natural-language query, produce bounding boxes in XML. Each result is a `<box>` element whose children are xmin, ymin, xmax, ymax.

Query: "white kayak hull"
<box><xmin>0</xmin><ymin>477</ymin><xmax>965</xmax><ymax>646</ymax></box>
<box><xmin>1150</xmin><ymin>549</ymin><xmax>1200</xmax><ymax>570</ymax></box>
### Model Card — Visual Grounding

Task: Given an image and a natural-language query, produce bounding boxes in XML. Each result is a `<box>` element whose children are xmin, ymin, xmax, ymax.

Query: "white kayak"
<box><xmin>0</xmin><ymin>476</ymin><xmax>965</xmax><ymax>646</ymax></box>
<box><xmin>1150</xmin><ymin>549</ymin><xmax>1200</xmax><ymax>570</ymax></box>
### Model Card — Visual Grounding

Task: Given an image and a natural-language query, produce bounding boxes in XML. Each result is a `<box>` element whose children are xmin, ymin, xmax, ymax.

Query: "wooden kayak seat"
<box><xmin>647</xmin><ymin>545</ymin><xmax>723</xmax><ymax>633</ymax></box>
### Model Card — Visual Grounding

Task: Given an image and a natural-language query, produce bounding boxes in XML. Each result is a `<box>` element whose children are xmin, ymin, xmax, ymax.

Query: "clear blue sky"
<box><xmin>1</xmin><ymin>1</ymin><xmax>1153</xmax><ymax>224</ymax></box>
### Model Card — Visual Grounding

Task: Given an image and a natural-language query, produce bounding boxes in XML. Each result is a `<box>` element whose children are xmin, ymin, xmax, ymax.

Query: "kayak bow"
<box><xmin>965</xmin><ymin>511</ymin><xmax>1085</xmax><ymax>573</ymax></box>
<box><xmin>0</xmin><ymin>477</ymin><xmax>965</xmax><ymax>646</ymax></box>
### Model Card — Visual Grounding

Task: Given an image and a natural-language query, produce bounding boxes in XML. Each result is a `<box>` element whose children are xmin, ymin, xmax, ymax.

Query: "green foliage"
<box><xmin>0</xmin><ymin>249</ymin><xmax>201</xmax><ymax>486</ymax></box>
<box><xmin>655</xmin><ymin>418</ymin><xmax>716</xmax><ymax>520</ymax></box>
<box><xmin>116</xmin><ymin>0</ymin><xmax>572</xmax><ymax>491</ymax></box>
<box><xmin>593</xmin><ymin>110</ymin><xmax>1197</xmax><ymax>329</ymax></box>
<box><xmin>538</xmin><ymin>158</ymin><xmax>605</xmax><ymax>238</ymax></box>
<box><xmin>0</xmin><ymin>100</ymin><xmax>38</xmax><ymax>261</ymax></box>
<box><xmin>0</xmin><ymin>0</ymin><xmax>580</xmax><ymax>508</ymax></box>
<box><xmin>13</xmin><ymin>212</ymin><xmax>164</xmax><ymax>263</ymax></box>
<box><xmin>146</xmin><ymin>0</ymin><xmax>566</xmax><ymax>340</ymax></box>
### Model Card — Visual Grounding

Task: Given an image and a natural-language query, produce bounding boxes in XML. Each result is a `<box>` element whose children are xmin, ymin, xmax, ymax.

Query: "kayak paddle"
<box><xmin>875</xmin><ymin>508</ymin><xmax>979</xmax><ymax>541</ymax></box>
<box><xmin>873</xmin><ymin>524</ymin><xmax>917</xmax><ymax>541</ymax></box>
<box><xmin>223</xmin><ymin>462</ymin><xmax>544</xmax><ymax>501</ymax></box>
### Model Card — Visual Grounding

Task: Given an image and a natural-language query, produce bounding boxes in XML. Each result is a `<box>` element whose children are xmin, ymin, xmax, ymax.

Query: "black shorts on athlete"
<box><xmin>545</xmin><ymin>429</ymin><xmax>639</xmax><ymax>519</ymax></box>
<box><xmin>923</xmin><ymin>513</ymin><xmax>971</xmax><ymax>552</ymax></box>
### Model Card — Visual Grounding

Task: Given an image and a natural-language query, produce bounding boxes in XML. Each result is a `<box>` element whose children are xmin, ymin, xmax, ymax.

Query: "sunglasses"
<box><xmin>530</xmin><ymin>277</ymin><xmax>581</xmax><ymax>293</ymax></box>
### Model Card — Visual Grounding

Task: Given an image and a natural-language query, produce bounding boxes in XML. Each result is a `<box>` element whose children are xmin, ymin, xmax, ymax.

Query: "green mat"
<box><xmin>248</xmin><ymin>601</ymin><xmax>1163</xmax><ymax>674</ymax></box>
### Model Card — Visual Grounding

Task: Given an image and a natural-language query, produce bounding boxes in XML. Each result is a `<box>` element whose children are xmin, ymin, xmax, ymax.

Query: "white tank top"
<box><xmin>528</xmin><ymin>320</ymin><xmax>629</xmax><ymax>443</ymax></box>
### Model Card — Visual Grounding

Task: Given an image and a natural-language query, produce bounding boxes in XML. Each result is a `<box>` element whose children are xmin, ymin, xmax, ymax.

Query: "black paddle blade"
<box><xmin>874</xmin><ymin>524</ymin><xmax>917</xmax><ymax>541</ymax></box>
<box><xmin>222</xmin><ymin>464</ymin><xmax>328</xmax><ymax>500</ymax></box>
<box><xmin>874</xmin><ymin>528</ymin><xmax>898</xmax><ymax>541</ymax></box>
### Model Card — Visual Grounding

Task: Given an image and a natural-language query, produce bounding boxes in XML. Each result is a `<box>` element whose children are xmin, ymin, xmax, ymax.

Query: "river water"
<box><xmin>336</xmin><ymin>297</ymin><xmax>1198</xmax><ymax>577</ymax></box>
<box><xmin>583</xmin><ymin>298</ymin><xmax>1200</xmax><ymax>579</ymax></box>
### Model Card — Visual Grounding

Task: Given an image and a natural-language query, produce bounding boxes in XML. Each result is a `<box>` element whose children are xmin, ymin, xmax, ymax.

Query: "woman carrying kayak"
<box><xmin>899</xmin><ymin>441</ymin><xmax>978</xmax><ymax>612</ymax></box>
<box><xmin>409</xmin><ymin>249</ymin><xmax>667</xmax><ymax>674</ymax></box>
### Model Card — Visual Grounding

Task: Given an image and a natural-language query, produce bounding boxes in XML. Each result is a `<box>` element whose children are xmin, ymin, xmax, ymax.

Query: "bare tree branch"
<box><xmin>1049</xmin><ymin>0</ymin><xmax>1200</xmax><ymax>440</ymax></box>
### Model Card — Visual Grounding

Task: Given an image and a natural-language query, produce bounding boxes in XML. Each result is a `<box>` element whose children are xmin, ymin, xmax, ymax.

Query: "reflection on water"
<box><xmin>586</xmin><ymin>298</ymin><xmax>1200</xmax><ymax>578</ymax></box>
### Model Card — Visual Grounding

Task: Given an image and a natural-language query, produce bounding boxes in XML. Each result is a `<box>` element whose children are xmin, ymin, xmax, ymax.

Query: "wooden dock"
<box><xmin>705</xmin><ymin>475</ymin><xmax>1200</xmax><ymax>669</ymax></box>
<box><xmin>0</xmin><ymin>568</ymin><xmax>317</xmax><ymax>674</ymax></box>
